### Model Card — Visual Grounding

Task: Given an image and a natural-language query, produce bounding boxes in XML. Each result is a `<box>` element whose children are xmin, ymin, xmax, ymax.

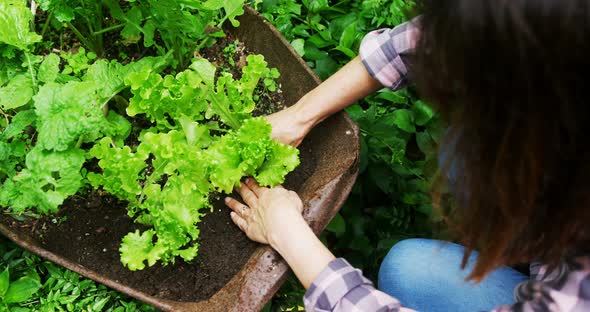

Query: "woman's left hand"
<box><xmin>224</xmin><ymin>178</ymin><xmax>304</xmax><ymax>247</ymax></box>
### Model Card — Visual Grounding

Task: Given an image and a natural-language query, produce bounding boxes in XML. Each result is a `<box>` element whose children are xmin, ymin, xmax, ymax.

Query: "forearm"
<box><xmin>269</xmin><ymin>212</ymin><xmax>335</xmax><ymax>289</ymax></box>
<box><xmin>291</xmin><ymin>56</ymin><xmax>383</xmax><ymax>130</ymax></box>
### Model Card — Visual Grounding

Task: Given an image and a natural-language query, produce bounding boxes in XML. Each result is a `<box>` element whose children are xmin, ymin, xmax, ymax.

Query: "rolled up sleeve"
<box><xmin>359</xmin><ymin>17</ymin><xmax>421</xmax><ymax>90</ymax></box>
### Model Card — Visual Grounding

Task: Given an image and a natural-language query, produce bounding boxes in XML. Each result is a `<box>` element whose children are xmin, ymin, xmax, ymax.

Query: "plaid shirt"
<box><xmin>303</xmin><ymin>19</ymin><xmax>590</xmax><ymax>312</ymax></box>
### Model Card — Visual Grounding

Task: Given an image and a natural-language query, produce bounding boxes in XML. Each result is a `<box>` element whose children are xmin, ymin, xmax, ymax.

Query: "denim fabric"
<box><xmin>378</xmin><ymin>239</ymin><xmax>528</xmax><ymax>312</ymax></box>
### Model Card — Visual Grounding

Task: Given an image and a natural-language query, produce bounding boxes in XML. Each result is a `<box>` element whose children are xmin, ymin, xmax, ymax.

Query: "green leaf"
<box><xmin>38</xmin><ymin>53</ymin><xmax>61</xmax><ymax>84</ymax></box>
<box><xmin>189</xmin><ymin>58</ymin><xmax>217</xmax><ymax>88</ymax></box>
<box><xmin>333</xmin><ymin>45</ymin><xmax>356</xmax><ymax>58</ymax></box>
<box><xmin>326</xmin><ymin>213</ymin><xmax>346</xmax><ymax>236</ymax></box>
<box><xmin>36</xmin><ymin>0</ymin><xmax>75</xmax><ymax>23</ymax></box>
<box><xmin>0</xmin><ymin>74</ymin><xmax>34</xmax><ymax>110</ymax></box>
<box><xmin>375</xmin><ymin>89</ymin><xmax>408</xmax><ymax>104</ymax></box>
<box><xmin>338</xmin><ymin>21</ymin><xmax>358</xmax><ymax>49</ymax></box>
<box><xmin>0</xmin><ymin>0</ymin><xmax>42</xmax><ymax>50</ymax></box>
<box><xmin>0</xmin><ymin>267</ymin><xmax>9</xmax><ymax>296</ymax></box>
<box><xmin>412</xmin><ymin>100</ymin><xmax>435</xmax><ymax>126</ymax></box>
<box><xmin>120</xmin><ymin>6</ymin><xmax>144</xmax><ymax>44</ymax></box>
<box><xmin>416</xmin><ymin>131</ymin><xmax>435</xmax><ymax>155</ymax></box>
<box><xmin>34</xmin><ymin>81</ymin><xmax>105</xmax><ymax>151</ymax></box>
<box><xmin>0</xmin><ymin>147</ymin><xmax>86</xmax><ymax>214</ymax></box>
<box><xmin>3</xmin><ymin>276</ymin><xmax>41</xmax><ymax>304</ymax></box>
<box><xmin>291</xmin><ymin>39</ymin><xmax>305</xmax><ymax>57</ymax></box>
<box><xmin>2</xmin><ymin>109</ymin><xmax>36</xmax><ymax>139</ymax></box>
<box><xmin>303</xmin><ymin>42</ymin><xmax>328</xmax><ymax>61</ymax></box>
<box><xmin>120</xmin><ymin>230</ymin><xmax>166</xmax><ymax>271</ymax></box>
<box><xmin>255</xmin><ymin>141</ymin><xmax>300</xmax><ymax>186</ymax></box>
<box><xmin>389</xmin><ymin>109</ymin><xmax>415</xmax><ymax>133</ymax></box>
<box><xmin>221</xmin><ymin>0</ymin><xmax>245</xmax><ymax>27</ymax></box>
<box><xmin>314</xmin><ymin>56</ymin><xmax>339</xmax><ymax>80</ymax></box>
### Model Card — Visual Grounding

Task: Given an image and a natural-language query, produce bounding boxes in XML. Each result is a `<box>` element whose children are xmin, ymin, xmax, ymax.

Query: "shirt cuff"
<box><xmin>303</xmin><ymin>258</ymin><xmax>375</xmax><ymax>311</ymax></box>
<box><xmin>359</xmin><ymin>17</ymin><xmax>421</xmax><ymax>90</ymax></box>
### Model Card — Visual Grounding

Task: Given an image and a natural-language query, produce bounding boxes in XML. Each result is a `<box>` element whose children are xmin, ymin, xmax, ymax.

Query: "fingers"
<box><xmin>225</xmin><ymin>197</ymin><xmax>250</xmax><ymax>217</ymax></box>
<box><xmin>230</xmin><ymin>212</ymin><xmax>248</xmax><ymax>233</ymax></box>
<box><xmin>236</xmin><ymin>181</ymin><xmax>258</xmax><ymax>207</ymax></box>
<box><xmin>245</xmin><ymin>178</ymin><xmax>267</xmax><ymax>197</ymax></box>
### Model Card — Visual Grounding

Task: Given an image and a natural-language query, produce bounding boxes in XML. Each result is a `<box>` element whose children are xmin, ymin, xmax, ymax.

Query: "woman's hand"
<box><xmin>225</xmin><ymin>178</ymin><xmax>336</xmax><ymax>289</ymax></box>
<box><xmin>224</xmin><ymin>178</ymin><xmax>304</xmax><ymax>247</ymax></box>
<box><xmin>265</xmin><ymin>56</ymin><xmax>383</xmax><ymax>147</ymax></box>
<box><xmin>265</xmin><ymin>103</ymin><xmax>315</xmax><ymax>147</ymax></box>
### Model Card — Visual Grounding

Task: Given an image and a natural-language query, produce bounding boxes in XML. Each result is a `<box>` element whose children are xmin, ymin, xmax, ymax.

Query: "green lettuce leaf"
<box><xmin>0</xmin><ymin>73</ymin><xmax>34</xmax><ymax>110</ymax></box>
<box><xmin>0</xmin><ymin>0</ymin><xmax>42</xmax><ymax>50</ymax></box>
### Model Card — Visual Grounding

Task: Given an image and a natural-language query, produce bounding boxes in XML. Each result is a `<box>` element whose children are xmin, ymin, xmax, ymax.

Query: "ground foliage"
<box><xmin>251</xmin><ymin>0</ymin><xmax>446</xmax><ymax>309</ymax></box>
<box><xmin>0</xmin><ymin>236</ymin><xmax>156</xmax><ymax>312</ymax></box>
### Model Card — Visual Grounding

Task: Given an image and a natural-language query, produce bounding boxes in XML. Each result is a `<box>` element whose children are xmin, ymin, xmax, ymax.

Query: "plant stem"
<box><xmin>75</xmin><ymin>135</ymin><xmax>85</xmax><ymax>149</ymax></box>
<box><xmin>40</xmin><ymin>12</ymin><xmax>53</xmax><ymax>38</ymax></box>
<box><xmin>93</xmin><ymin>23</ymin><xmax>125</xmax><ymax>35</ymax></box>
<box><xmin>66</xmin><ymin>22</ymin><xmax>96</xmax><ymax>54</ymax></box>
<box><xmin>25</xmin><ymin>53</ymin><xmax>37</xmax><ymax>90</ymax></box>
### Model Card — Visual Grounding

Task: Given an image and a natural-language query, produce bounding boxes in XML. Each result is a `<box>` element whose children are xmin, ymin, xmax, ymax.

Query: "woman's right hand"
<box><xmin>265</xmin><ymin>104</ymin><xmax>314</xmax><ymax>147</ymax></box>
<box><xmin>264</xmin><ymin>56</ymin><xmax>383</xmax><ymax>147</ymax></box>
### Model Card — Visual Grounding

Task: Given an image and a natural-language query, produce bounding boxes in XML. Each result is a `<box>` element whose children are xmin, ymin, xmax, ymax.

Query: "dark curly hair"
<box><xmin>412</xmin><ymin>0</ymin><xmax>590</xmax><ymax>280</ymax></box>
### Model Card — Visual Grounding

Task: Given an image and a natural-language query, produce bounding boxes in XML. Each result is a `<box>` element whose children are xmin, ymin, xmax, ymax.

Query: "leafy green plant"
<box><xmin>0</xmin><ymin>236</ymin><xmax>154</xmax><ymax>311</ymax></box>
<box><xmin>1</xmin><ymin>0</ymin><xmax>297</xmax><ymax>272</ymax></box>
<box><xmin>0</xmin><ymin>266</ymin><xmax>42</xmax><ymax>310</ymax></box>
<box><xmin>36</xmin><ymin>0</ymin><xmax>246</xmax><ymax>68</ymax></box>
<box><xmin>89</xmin><ymin>56</ymin><xmax>299</xmax><ymax>270</ymax></box>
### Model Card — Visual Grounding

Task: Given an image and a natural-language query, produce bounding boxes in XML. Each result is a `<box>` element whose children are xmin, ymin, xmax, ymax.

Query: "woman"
<box><xmin>224</xmin><ymin>1</ymin><xmax>590</xmax><ymax>311</ymax></box>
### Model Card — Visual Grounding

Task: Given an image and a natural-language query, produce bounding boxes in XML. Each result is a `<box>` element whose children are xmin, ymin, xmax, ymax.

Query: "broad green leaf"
<box><xmin>38</xmin><ymin>53</ymin><xmax>61</xmax><ymax>84</ymax></box>
<box><xmin>36</xmin><ymin>0</ymin><xmax>75</xmax><ymax>23</ymax></box>
<box><xmin>333</xmin><ymin>46</ymin><xmax>356</xmax><ymax>58</ymax></box>
<box><xmin>3</xmin><ymin>276</ymin><xmax>41</xmax><ymax>303</ymax></box>
<box><xmin>0</xmin><ymin>267</ymin><xmax>8</xmax><ymax>296</ymax></box>
<box><xmin>120</xmin><ymin>6</ymin><xmax>144</xmax><ymax>44</ymax></box>
<box><xmin>338</xmin><ymin>21</ymin><xmax>358</xmax><ymax>49</ymax></box>
<box><xmin>189</xmin><ymin>59</ymin><xmax>216</xmax><ymax>87</ymax></box>
<box><xmin>303</xmin><ymin>42</ymin><xmax>328</xmax><ymax>61</ymax></box>
<box><xmin>291</xmin><ymin>39</ymin><xmax>305</xmax><ymax>57</ymax></box>
<box><xmin>412</xmin><ymin>100</ymin><xmax>435</xmax><ymax>126</ymax></box>
<box><xmin>314</xmin><ymin>56</ymin><xmax>339</xmax><ymax>80</ymax></box>
<box><xmin>416</xmin><ymin>131</ymin><xmax>435</xmax><ymax>155</ymax></box>
<box><xmin>375</xmin><ymin>89</ymin><xmax>408</xmax><ymax>104</ymax></box>
<box><xmin>390</xmin><ymin>109</ymin><xmax>415</xmax><ymax>133</ymax></box>
<box><xmin>222</xmin><ymin>0</ymin><xmax>245</xmax><ymax>27</ymax></box>
<box><xmin>2</xmin><ymin>109</ymin><xmax>36</xmax><ymax>139</ymax></box>
<box><xmin>326</xmin><ymin>213</ymin><xmax>346</xmax><ymax>236</ymax></box>
<box><xmin>0</xmin><ymin>74</ymin><xmax>33</xmax><ymax>110</ymax></box>
<box><xmin>34</xmin><ymin>81</ymin><xmax>105</xmax><ymax>151</ymax></box>
<box><xmin>0</xmin><ymin>0</ymin><xmax>42</xmax><ymax>50</ymax></box>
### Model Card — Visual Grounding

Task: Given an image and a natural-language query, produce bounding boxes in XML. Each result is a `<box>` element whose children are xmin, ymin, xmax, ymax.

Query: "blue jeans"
<box><xmin>378</xmin><ymin>239</ymin><xmax>528</xmax><ymax>312</ymax></box>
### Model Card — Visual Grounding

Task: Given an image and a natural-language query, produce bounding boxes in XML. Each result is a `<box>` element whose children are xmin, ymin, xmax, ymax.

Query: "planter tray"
<box><xmin>0</xmin><ymin>6</ymin><xmax>359</xmax><ymax>312</ymax></box>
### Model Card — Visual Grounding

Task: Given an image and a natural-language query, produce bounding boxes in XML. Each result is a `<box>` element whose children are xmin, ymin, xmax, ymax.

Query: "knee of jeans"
<box><xmin>378</xmin><ymin>238</ymin><xmax>434</xmax><ymax>286</ymax></box>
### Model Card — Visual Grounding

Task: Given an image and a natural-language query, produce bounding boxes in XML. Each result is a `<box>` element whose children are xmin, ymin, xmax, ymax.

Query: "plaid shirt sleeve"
<box><xmin>304</xmin><ymin>257</ymin><xmax>590</xmax><ymax>312</ymax></box>
<box><xmin>359</xmin><ymin>17</ymin><xmax>421</xmax><ymax>90</ymax></box>
<box><xmin>303</xmin><ymin>258</ymin><xmax>402</xmax><ymax>312</ymax></box>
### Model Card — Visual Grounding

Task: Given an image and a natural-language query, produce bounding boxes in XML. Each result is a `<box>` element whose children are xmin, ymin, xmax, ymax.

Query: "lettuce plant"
<box><xmin>0</xmin><ymin>0</ymin><xmax>299</xmax><ymax>270</ymax></box>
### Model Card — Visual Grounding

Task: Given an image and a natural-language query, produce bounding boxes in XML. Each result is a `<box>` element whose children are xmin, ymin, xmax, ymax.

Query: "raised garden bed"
<box><xmin>0</xmin><ymin>5</ymin><xmax>359</xmax><ymax>311</ymax></box>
